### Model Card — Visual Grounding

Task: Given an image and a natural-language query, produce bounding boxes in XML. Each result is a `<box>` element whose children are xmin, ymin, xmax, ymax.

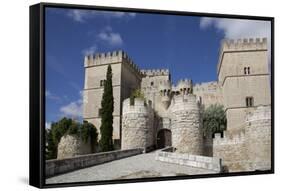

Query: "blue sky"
<box><xmin>45</xmin><ymin>7</ymin><xmax>271</xmax><ymax>127</ymax></box>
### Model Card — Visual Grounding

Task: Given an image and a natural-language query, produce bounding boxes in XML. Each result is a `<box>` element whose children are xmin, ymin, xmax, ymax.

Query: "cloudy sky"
<box><xmin>45</xmin><ymin>7</ymin><xmax>271</xmax><ymax>126</ymax></box>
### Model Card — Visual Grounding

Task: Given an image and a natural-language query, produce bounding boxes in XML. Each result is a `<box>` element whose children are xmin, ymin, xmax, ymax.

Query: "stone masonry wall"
<box><xmin>121</xmin><ymin>98</ymin><xmax>155</xmax><ymax>151</ymax></box>
<box><xmin>155</xmin><ymin>147</ymin><xmax>222</xmax><ymax>173</ymax></box>
<box><xmin>170</xmin><ymin>94</ymin><xmax>203</xmax><ymax>154</ymax></box>
<box><xmin>193</xmin><ymin>81</ymin><xmax>223</xmax><ymax>109</ymax></box>
<box><xmin>213</xmin><ymin>105</ymin><xmax>271</xmax><ymax>172</ymax></box>
<box><xmin>245</xmin><ymin>105</ymin><xmax>271</xmax><ymax>171</ymax></box>
<box><xmin>57</xmin><ymin>135</ymin><xmax>92</xmax><ymax>159</ymax></box>
<box><xmin>213</xmin><ymin>130</ymin><xmax>248</xmax><ymax>172</ymax></box>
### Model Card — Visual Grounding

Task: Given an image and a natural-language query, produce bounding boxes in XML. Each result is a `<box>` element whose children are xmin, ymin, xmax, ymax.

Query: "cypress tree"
<box><xmin>99</xmin><ymin>65</ymin><xmax>114</xmax><ymax>151</ymax></box>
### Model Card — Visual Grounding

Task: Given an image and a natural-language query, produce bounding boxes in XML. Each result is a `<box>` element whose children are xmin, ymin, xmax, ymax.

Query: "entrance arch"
<box><xmin>157</xmin><ymin>129</ymin><xmax>172</xmax><ymax>149</ymax></box>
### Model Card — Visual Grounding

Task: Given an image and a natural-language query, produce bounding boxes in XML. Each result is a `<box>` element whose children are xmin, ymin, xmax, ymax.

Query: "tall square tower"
<box><xmin>83</xmin><ymin>50</ymin><xmax>142</xmax><ymax>147</ymax></box>
<box><xmin>217</xmin><ymin>38</ymin><xmax>271</xmax><ymax>133</ymax></box>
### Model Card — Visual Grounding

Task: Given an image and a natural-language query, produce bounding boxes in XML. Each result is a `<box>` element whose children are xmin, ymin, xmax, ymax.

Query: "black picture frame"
<box><xmin>30</xmin><ymin>2</ymin><xmax>274</xmax><ymax>189</ymax></box>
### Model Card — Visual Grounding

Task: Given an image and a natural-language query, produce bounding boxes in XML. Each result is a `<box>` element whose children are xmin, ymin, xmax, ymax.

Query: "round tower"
<box><xmin>175</xmin><ymin>79</ymin><xmax>193</xmax><ymax>95</ymax></box>
<box><xmin>170</xmin><ymin>94</ymin><xmax>203</xmax><ymax>154</ymax></box>
<box><xmin>121</xmin><ymin>98</ymin><xmax>154</xmax><ymax>151</ymax></box>
<box><xmin>158</xmin><ymin>80</ymin><xmax>172</xmax><ymax>109</ymax></box>
<box><xmin>245</xmin><ymin>105</ymin><xmax>271</xmax><ymax>170</ymax></box>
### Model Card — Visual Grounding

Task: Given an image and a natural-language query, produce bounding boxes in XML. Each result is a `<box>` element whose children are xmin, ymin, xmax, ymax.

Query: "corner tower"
<box><xmin>83</xmin><ymin>50</ymin><xmax>142</xmax><ymax>148</ymax></box>
<box><xmin>217</xmin><ymin>38</ymin><xmax>271</xmax><ymax>133</ymax></box>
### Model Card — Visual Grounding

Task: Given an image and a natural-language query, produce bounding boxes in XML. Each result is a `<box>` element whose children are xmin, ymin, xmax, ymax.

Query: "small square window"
<box><xmin>100</xmin><ymin>80</ymin><xmax>106</xmax><ymax>87</ymax></box>
<box><xmin>246</xmin><ymin>97</ymin><xmax>254</xmax><ymax>107</ymax></box>
<box><xmin>244</xmin><ymin>67</ymin><xmax>251</xmax><ymax>75</ymax></box>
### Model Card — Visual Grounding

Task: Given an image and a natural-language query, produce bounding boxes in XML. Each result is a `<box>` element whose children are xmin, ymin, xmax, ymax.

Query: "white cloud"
<box><xmin>97</xmin><ymin>31</ymin><xmax>123</xmax><ymax>46</ymax></box>
<box><xmin>67</xmin><ymin>10</ymin><xmax>87</xmax><ymax>22</ymax></box>
<box><xmin>199</xmin><ymin>17</ymin><xmax>271</xmax><ymax>40</ymax></box>
<box><xmin>60</xmin><ymin>91</ymin><xmax>83</xmax><ymax>118</ymax></box>
<box><xmin>67</xmin><ymin>9</ymin><xmax>136</xmax><ymax>23</ymax></box>
<box><xmin>46</xmin><ymin>90</ymin><xmax>61</xmax><ymax>101</ymax></box>
<box><xmin>45</xmin><ymin>122</ymin><xmax>51</xmax><ymax>129</ymax></box>
<box><xmin>82</xmin><ymin>27</ymin><xmax>123</xmax><ymax>55</ymax></box>
<box><xmin>199</xmin><ymin>17</ymin><xmax>271</xmax><ymax>64</ymax></box>
<box><xmin>60</xmin><ymin>101</ymin><xmax>83</xmax><ymax>118</ymax></box>
<box><xmin>82</xmin><ymin>45</ymin><xmax>98</xmax><ymax>56</ymax></box>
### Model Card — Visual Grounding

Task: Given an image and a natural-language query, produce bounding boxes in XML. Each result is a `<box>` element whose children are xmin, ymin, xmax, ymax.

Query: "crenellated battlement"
<box><xmin>171</xmin><ymin>94</ymin><xmax>201</xmax><ymax>108</ymax></box>
<box><xmin>172</xmin><ymin>79</ymin><xmax>193</xmax><ymax>95</ymax></box>
<box><xmin>194</xmin><ymin>81</ymin><xmax>219</xmax><ymax>90</ymax></box>
<box><xmin>158</xmin><ymin>80</ymin><xmax>172</xmax><ymax>91</ymax></box>
<box><xmin>122</xmin><ymin>98</ymin><xmax>153</xmax><ymax>115</ymax></box>
<box><xmin>221</xmin><ymin>37</ymin><xmax>267</xmax><ymax>52</ymax></box>
<box><xmin>217</xmin><ymin>37</ymin><xmax>267</xmax><ymax>74</ymax></box>
<box><xmin>84</xmin><ymin>50</ymin><xmax>142</xmax><ymax>76</ymax></box>
<box><xmin>140</xmin><ymin>69</ymin><xmax>169</xmax><ymax>76</ymax></box>
<box><xmin>213</xmin><ymin>130</ymin><xmax>245</xmax><ymax>146</ymax></box>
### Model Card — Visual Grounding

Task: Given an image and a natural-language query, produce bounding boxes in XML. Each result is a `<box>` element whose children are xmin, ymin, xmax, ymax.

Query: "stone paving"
<box><xmin>46</xmin><ymin>151</ymin><xmax>218</xmax><ymax>184</ymax></box>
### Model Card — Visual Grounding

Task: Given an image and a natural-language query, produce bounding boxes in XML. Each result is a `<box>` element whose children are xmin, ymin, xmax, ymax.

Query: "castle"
<box><xmin>83</xmin><ymin>37</ymin><xmax>271</xmax><ymax>172</ymax></box>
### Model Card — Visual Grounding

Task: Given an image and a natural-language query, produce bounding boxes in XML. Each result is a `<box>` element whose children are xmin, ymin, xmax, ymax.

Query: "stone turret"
<box><xmin>121</xmin><ymin>98</ymin><xmax>155</xmax><ymax>151</ymax></box>
<box><xmin>172</xmin><ymin>79</ymin><xmax>193</xmax><ymax>95</ymax></box>
<box><xmin>245</xmin><ymin>105</ymin><xmax>271</xmax><ymax>171</ymax></box>
<box><xmin>158</xmin><ymin>80</ymin><xmax>172</xmax><ymax>109</ymax></box>
<box><xmin>170</xmin><ymin>94</ymin><xmax>203</xmax><ymax>154</ymax></box>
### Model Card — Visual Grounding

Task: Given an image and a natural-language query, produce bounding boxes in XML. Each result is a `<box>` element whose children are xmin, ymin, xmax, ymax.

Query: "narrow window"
<box><xmin>246</xmin><ymin>97</ymin><xmax>254</xmax><ymax>107</ymax></box>
<box><xmin>151</xmin><ymin>82</ymin><xmax>154</xmax><ymax>86</ymax></box>
<box><xmin>100</xmin><ymin>80</ymin><xmax>106</xmax><ymax>87</ymax></box>
<box><xmin>247</xmin><ymin>67</ymin><xmax>250</xmax><ymax>74</ymax></box>
<box><xmin>244</xmin><ymin>67</ymin><xmax>247</xmax><ymax>75</ymax></box>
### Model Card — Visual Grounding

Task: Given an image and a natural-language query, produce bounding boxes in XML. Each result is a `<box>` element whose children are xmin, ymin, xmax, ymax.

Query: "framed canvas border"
<box><xmin>29</xmin><ymin>2</ymin><xmax>275</xmax><ymax>188</ymax></box>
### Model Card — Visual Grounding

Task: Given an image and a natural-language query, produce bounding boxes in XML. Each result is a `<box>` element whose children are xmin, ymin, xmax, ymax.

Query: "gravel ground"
<box><xmin>46</xmin><ymin>152</ymin><xmax>217</xmax><ymax>184</ymax></box>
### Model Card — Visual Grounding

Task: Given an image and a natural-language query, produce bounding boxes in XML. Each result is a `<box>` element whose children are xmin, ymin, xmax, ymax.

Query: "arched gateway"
<box><xmin>157</xmin><ymin>129</ymin><xmax>172</xmax><ymax>149</ymax></box>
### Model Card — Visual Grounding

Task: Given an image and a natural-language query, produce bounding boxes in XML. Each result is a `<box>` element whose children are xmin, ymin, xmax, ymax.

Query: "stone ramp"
<box><xmin>46</xmin><ymin>152</ymin><xmax>218</xmax><ymax>184</ymax></box>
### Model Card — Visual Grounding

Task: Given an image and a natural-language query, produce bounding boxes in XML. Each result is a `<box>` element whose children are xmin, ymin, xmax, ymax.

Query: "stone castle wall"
<box><xmin>82</xmin><ymin>38</ymin><xmax>271</xmax><ymax>173</ymax></box>
<box><xmin>213</xmin><ymin>130</ymin><xmax>247</xmax><ymax>172</ymax></box>
<box><xmin>57</xmin><ymin>135</ymin><xmax>92</xmax><ymax>159</ymax></box>
<box><xmin>245</xmin><ymin>105</ymin><xmax>271</xmax><ymax>171</ymax></box>
<box><xmin>141</xmin><ymin>69</ymin><xmax>170</xmax><ymax>117</ymax></box>
<box><xmin>213</xmin><ymin>105</ymin><xmax>271</xmax><ymax>172</ymax></box>
<box><xmin>121</xmin><ymin>98</ymin><xmax>155</xmax><ymax>151</ymax></box>
<box><xmin>193</xmin><ymin>81</ymin><xmax>223</xmax><ymax>109</ymax></box>
<box><xmin>170</xmin><ymin>94</ymin><xmax>203</xmax><ymax>154</ymax></box>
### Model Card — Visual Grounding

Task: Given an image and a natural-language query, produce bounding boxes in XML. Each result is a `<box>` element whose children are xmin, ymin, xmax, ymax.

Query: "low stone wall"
<box><xmin>213</xmin><ymin>130</ymin><xmax>247</xmax><ymax>172</ymax></box>
<box><xmin>155</xmin><ymin>147</ymin><xmax>222</xmax><ymax>173</ymax></box>
<box><xmin>46</xmin><ymin>148</ymin><xmax>143</xmax><ymax>178</ymax></box>
<box><xmin>213</xmin><ymin>105</ymin><xmax>271</xmax><ymax>172</ymax></box>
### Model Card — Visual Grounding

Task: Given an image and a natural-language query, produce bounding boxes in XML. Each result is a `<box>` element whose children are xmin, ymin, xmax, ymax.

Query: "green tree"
<box><xmin>81</xmin><ymin>121</ymin><xmax>98</xmax><ymax>152</ymax></box>
<box><xmin>46</xmin><ymin>128</ymin><xmax>56</xmax><ymax>160</ymax></box>
<box><xmin>46</xmin><ymin>117</ymin><xmax>72</xmax><ymax>159</ymax></box>
<box><xmin>99</xmin><ymin>65</ymin><xmax>114</xmax><ymax>151</ymax></box>
<box><xmin>203</xmin><ymin>104</ymin><xmax>227</xmax><ymax>135</ymax></box>
<box><xmin>130</xmin><ymin>88</ymin><xmax>145</xmax><ymax>105</ymax></box>
<box><xmin>45</xmin><ymin>118</ymin><xmax>98</xmax><ymax>159</ymax></box>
